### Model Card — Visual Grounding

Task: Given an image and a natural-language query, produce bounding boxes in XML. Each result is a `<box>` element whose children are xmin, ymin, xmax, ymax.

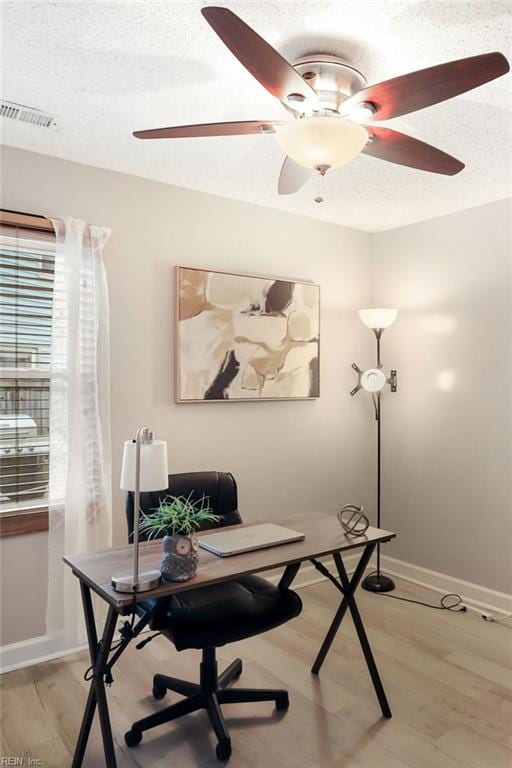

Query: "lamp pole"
<box><xmin>132</xmin><ymin>425</ymin><xmax>150</xmax><ymax>587</ymax></box>
<box><xmin>351</xmin><ymin>309</ymin><xmax>398</xmax><ymax>593</ymax></box>
<box><xmin>361</xmin><ymin>328</ymin><xmax>395</xmax><ymax>593</ymax></box>
<box><xmin>375</xmin><ymin>328</ymin><xmax>382</xmax><ymax>575</ymax></box>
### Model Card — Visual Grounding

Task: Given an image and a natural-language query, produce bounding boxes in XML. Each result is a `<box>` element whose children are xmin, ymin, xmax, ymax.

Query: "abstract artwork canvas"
<box><xmin>176</xmin><ymin>266</ymin><xmax>320</xmax><ymax>401</ymax></box>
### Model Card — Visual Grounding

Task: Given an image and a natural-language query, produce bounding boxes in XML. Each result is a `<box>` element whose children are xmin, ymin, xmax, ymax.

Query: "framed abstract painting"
<box><xmin>176</xmin><ymin>266</ymin><xmax>320</xmax><ymax>402</ymax></box>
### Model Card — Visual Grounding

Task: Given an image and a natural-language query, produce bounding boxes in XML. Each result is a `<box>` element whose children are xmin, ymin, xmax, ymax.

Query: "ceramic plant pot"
<box><xmin>160</xmin><ymin>533</ymin><xmax>199</xmax><ymax>582</ymax></box>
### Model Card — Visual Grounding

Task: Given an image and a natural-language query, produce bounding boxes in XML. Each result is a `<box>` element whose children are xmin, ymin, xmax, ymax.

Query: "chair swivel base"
<box><xmin>124</xmin><ymin>647</ymin><xmax>289</xmax><ymax>761</ymax></box>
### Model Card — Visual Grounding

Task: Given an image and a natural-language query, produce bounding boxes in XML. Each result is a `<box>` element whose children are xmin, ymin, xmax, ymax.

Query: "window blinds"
<box><xmin>0</xmin><ymin>227</ymin><xmax>55</xmax><ymax>511</ymax></box>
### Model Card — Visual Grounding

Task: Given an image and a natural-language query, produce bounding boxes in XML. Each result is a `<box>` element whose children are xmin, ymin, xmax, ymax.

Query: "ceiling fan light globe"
<box><xmin>276</xmin><ymin>116</ymin><xmax>368</xmax><ymax>171</ymax></box>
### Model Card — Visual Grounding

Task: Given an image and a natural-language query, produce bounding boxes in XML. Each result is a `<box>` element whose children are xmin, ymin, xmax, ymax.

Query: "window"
<box><xmin>0</xmin><ymin>211</ymin><xmax>55</xmax><ymax>534</ymax></box>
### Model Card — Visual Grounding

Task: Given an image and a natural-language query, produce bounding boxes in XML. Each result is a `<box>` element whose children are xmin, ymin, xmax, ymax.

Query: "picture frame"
<box><xmin>175</xmin><ymin>266</ymin><xmax>320</xmax><ymax>402</ymax></box>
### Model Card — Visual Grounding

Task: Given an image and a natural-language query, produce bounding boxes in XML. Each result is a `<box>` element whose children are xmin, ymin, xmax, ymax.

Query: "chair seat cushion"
<box><xmin>146</xmin><ymin>575</ymin><xmax>302</xmax><ymax>651</ymax></box>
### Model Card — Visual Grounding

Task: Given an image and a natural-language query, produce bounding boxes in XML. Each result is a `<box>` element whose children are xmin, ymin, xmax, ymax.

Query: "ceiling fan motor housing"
<box><xmin>291</xmin><ymin>54</ymin><xmax>367</xmax><ymax>113</ymax></box>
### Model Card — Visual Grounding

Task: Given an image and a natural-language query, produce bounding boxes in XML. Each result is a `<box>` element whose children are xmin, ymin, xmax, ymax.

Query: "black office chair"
<box><xmin>123</xmin><ymin>471</ymin><xmax>302</xmax><ymax>761</ymax></box>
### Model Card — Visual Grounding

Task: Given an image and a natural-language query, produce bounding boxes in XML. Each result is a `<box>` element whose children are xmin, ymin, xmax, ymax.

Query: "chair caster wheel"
<box><xmin>124</xmin><ymin>729</ymin><xmax>142</xmax><ymax>747</ymax></box>
<box><xmin>152</xmin><ymin>684</ymin><xmax>167</xmax><ymax>700</ymax></box>
<box><xmin>216</xmin><ymin>738</ymin><xmax>232</xmax><ymax>761</ymax></box>
<box><xmin>275</xmin><ymin>692</ymin><xmax>289</xmax><ymax>711</ymax></box>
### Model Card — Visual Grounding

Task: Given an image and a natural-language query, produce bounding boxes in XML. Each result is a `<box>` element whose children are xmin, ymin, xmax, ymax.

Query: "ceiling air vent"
<box><xmin>0</xmin><ymin>100</ymin><xmax>56</xmax><ymax>129</ymax></box>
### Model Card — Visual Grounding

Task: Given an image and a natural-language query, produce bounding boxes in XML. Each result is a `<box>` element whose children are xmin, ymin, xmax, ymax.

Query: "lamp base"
<box><xmin>112</xmin><ymin>570</ymin><xmax>161</xmax><ymax>593</ymax></box>
<box><xmin>361</xmin><ymin>573</ymin><xmax>395</xmax><ymax>593</ymax></box>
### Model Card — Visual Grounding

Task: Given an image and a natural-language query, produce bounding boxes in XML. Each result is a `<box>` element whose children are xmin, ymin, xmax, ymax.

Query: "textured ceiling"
<box><xmin>1</xmin><ymin>0</ymin><xmax>511</xmax><ymax>232</ymax></box>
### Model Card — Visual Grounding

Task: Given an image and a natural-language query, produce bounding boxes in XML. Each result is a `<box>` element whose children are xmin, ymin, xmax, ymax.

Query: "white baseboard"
<box><xmin>273</xmin><ymin>553</ymin><xmax>512</xmax><ymax>619</ymax></box>
<box><xmin>3</xmin><ymin>556</ymin><xmax>510</xmax><ymax>674</ymax></box>
<box><xmin>379</xmin><ymin>554</ymin><xmax>512</xmax><ymax>618</ymax></box>
<box><xmin>0</xmin><ymin>634</ymin><xmax>87</xmax><ymax>675</ymax></box>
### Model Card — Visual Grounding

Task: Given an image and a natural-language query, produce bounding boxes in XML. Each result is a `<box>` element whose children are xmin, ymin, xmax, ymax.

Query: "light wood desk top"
<box><xmin>64</xmin><ymin>511</ymin><xmax>395</xmax><ymax>611</ymax></box>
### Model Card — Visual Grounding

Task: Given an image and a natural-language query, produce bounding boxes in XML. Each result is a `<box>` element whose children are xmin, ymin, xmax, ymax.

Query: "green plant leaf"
<box><xmin>138</xmin><ymin>493</ymin><xmax>221</xmax><ymax>538</ymax></box>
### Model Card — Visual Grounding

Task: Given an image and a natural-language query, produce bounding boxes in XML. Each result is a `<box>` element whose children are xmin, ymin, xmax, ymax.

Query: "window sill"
<box><xmin>0</xmin><ymin>507</ymin><xmax>49</xmax><ymax>537</ymax></box>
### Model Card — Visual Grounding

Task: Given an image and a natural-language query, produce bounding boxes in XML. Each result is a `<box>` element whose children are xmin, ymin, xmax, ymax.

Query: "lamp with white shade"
<box><xmin>359</xmin><ymin>308</ymin><xmax>398</xmax><ymax>331</ymax></box>
<box><xmin>351</xmin><ymin>309</ymin><xmax>398</xmax><ymax>593</ymax></box>
<box><xmin>112</xmin><ymin>426</ymin><xmax>168</xmax><ymax>593</ymax></box>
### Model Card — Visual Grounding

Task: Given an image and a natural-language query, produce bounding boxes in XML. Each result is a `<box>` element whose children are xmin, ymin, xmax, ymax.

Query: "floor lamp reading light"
<box><xmin>351</xmin><ymin>308</ymin><xmax>398</xmax><ymax>593</ymax></box>
<box><xmin>112</xmin><ymin>426</ymin><xmax>168</xmax><ymax>593</ymax></box>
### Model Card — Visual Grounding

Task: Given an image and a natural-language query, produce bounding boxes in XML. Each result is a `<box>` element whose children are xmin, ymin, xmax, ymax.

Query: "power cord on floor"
<box><xmin>376</xmin><ymin>591</ymin><xmax>466</xmax><ymax>611</ymax></box>
<box><xmin>481</xmin><ymin>611</ymin><xmax>512</xmax><ymax>624</ymax></box>
<box><xmin>366</xmin><ymin>572</ymin><xmax>466</xmax><ymax>612</ymax></box>
<box><xmin>369</xmin><ymin>572</ymin><xmax>511</xmax><ymax>625</ymax></box>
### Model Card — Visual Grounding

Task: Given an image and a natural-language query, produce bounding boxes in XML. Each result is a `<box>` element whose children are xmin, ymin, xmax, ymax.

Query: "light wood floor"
<box><xmin>1</xmin><ymin>577</ymin><xmax>511</xmax><ymax>768</ymax></box>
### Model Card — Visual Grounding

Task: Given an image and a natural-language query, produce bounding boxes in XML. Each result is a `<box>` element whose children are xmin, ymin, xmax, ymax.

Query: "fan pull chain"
<box><xmin>314</xmin><ymin>170</ymin><xmax>326</xmax><ymax>204</ymax></box>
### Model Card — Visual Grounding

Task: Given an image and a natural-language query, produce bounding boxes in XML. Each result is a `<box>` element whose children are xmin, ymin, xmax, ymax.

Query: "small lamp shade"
<box><xmin>359</xmin><ymin>308</ymin><xmax>398</xmax><ymax>330</ymax></box>
<box><xmin>120</xmin><ymin>439</ymin><xmax>168</xmax><ymax>492</ymax></box>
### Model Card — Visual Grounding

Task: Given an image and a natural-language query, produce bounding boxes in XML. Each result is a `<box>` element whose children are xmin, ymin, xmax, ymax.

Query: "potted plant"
<box><xmin>139</xmin><ymin>494</ymin><xmax>220</xmax><ymax>582</ymax></box>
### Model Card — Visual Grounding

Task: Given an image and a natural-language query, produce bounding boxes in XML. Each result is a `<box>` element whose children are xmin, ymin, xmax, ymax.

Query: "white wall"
<box><xmin>0</xmin><ymin>146</ymin><xmax>374</xmax><ymax>644</ymax></box>
<box><xmin>371</xmin><ymin>199</ymin><xmax>512</xmax><ymax>594</ymax></box>
<box><xmin>0</xmin><ymin>532</ymin><xmax>48</xmax><ymax>646</ymax></box>
<box><xmin>2</xmin><ymin>145</ymin><xmax>509</xmax><ymax>651</ymax></box>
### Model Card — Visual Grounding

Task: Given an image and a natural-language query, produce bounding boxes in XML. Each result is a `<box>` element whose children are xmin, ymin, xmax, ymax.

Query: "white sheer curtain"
<box><xmin>46</xmin><ymin>218</ymin><xmax>112</xmax><ymax>647</ymax></box>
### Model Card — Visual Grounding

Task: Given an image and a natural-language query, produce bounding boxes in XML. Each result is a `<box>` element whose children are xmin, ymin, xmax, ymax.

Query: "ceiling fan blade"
<box><xmin>201</xmin><ymin>6</ymin><xmax>317</xmax><ymax>107</ymax></box>
<box><xmin>343</xmin><ymin>52</ymin><xmax>509</xmax><ymax>121</ymax></box>
<box><xmin>133</xmin><ymin>120</ymin><xmax>283</xmax><ymax>140</ymax></box>
<box><xmin>278</xmin><ymin>156</ymin><xmax>312</xmax><ymax>194</ymax></box>
<box><xmin>362</xmin><ymin>126</ymin><xmax>464</xmax><ymax>175</ymax></box>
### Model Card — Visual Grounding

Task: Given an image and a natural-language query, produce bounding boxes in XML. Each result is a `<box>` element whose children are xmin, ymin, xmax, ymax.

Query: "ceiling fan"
<box><xmin>133</xmin><ymin>6</ymin><xmax>510</xmax><ymax>196</ymax></box>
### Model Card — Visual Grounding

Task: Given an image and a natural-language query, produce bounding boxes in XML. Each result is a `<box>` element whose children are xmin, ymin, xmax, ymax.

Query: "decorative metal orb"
<box><xmin>338</xmin><ymin>504</ymin><xmax>370</xmax><ymax>537</ymax></box>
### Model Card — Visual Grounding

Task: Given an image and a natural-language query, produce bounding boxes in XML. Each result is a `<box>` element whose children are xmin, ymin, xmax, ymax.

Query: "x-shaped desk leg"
<box><xmin>311</xmin><ymin>543</ymin><xmax>392</xmax><ymax>719</ymax></box>
<box><xmin>71</xmin><ymin>583</ymin><xmax>119</xmax><ymax>768</ymax></box>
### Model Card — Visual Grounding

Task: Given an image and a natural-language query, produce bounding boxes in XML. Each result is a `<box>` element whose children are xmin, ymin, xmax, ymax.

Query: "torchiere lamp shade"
<box><xmin>120</xmin><ymin>439</ymin><xmax>168</xmax><ymax>492</ymax></box>
<box><xmin>359</xmin><ymin>308</ymin><xmax>398</xmax><ymax>330</ymax></box>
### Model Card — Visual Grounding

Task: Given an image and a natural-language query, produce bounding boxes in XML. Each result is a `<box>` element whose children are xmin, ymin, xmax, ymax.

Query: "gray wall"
<box><xmin>0</xmin><ymin>145</ymin><xmax>374</xmax><ymax>645</ymax></box>
<box><xmin>371</xmin><ymin>199</ymin><xmax>512</xmax><ymax>593</ymax></box>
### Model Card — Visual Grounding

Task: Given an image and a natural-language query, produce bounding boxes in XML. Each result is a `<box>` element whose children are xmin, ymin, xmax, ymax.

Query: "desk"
<box><xmin>64</xmin><ymin>511</ymin><xmax>395</xmax><ymax>767</ymax></box>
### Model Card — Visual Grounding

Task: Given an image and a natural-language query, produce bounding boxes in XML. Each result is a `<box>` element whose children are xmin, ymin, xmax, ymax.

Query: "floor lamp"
<box><xmin>351</xmin><ymin>308</ymin><xmax>398</xmax><ymax>593</ymax></box>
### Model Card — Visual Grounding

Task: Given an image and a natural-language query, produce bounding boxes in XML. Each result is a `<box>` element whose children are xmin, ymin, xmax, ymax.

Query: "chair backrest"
<box><xmin>125</xmin><ymin>471</ymin><xmax>242</xmax><ymax>542</ymax></box>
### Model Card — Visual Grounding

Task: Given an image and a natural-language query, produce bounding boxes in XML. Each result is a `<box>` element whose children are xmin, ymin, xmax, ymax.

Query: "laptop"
<box><xmin>198</xmin><ymin>523</ymin><xmax>305</xmax><ymax>557</ymax></box>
